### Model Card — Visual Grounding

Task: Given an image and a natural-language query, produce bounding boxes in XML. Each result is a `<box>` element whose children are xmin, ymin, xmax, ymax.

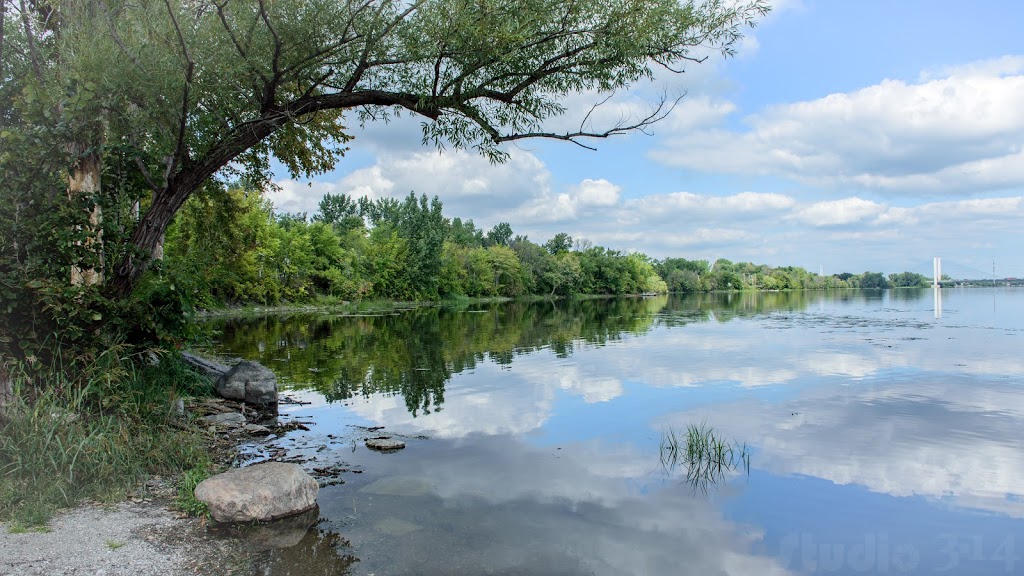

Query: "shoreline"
<box><xmin>0</xmin><ymin>392</ymin><xmax>311</xmax><ymax>575</ymax></box>
<box><xmin>190</xmin><ymin>286</ymin><xmax>976</xmax><ymax>320</ymax></box>
<box><xmin>0</xmin><ymin>493</ymin><xmax>251</xmax><ymax>576</ymax></box>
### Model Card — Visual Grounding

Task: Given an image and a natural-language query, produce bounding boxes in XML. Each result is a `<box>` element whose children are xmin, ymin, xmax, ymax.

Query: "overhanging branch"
<box><xmin>494</xmin><ymin>91</ymin><xmax>682</xmax><ymax>150</ymax></box>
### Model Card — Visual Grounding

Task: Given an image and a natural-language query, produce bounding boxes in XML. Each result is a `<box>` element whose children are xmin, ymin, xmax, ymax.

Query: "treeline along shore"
<box><xmin>167</xmin><ymin>188</ymin><xmax>932</xmax><ymax>310</ymax></box>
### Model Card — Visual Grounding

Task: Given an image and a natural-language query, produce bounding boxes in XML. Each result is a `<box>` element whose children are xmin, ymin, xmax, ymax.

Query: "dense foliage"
<box><xmin>656</xmin><ymin>259</ymin><xmax>929</xmax><ymax>292</ymax></box>
<box><xmin>164</xmin><ymin>189</ymin><xmax>669</xmax><ymax>304</ymax></box>
<box><xmin>164</xmin><ymin>188</ymin><xmax>928</xmax><ymax>308</ymax></box>
<box><xmin>0</xmin><ymin>0</ymin><xmax>768</xmax><ymax>370</ymax></box>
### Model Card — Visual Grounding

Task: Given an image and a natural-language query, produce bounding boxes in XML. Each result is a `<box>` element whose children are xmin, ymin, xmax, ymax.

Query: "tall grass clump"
<box><xmin>660</xmin><ymin>422</ymin><xmax>751</xmax><ymax>493</ymax></box>
<box><xmin>0</xmin><ymin>349</ymin><xmax>213</xmax><ymax>527</ymax></box>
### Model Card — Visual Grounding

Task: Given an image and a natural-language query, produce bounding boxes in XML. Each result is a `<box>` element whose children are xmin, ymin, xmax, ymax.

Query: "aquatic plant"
<box><xmin>659</xmin><ymin>422</ymin><xmax>751</xmax><ymax>493</ymax></box>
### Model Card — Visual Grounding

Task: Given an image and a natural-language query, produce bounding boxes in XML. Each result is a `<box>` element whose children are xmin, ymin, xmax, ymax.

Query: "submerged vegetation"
<box><xmin>660</xmin><ymin>423</ymin><xmax>751</xmax><ymax>493</ymax></box>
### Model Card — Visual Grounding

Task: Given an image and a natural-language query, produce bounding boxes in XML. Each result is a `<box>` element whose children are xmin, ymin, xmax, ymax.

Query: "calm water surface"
<box><xmin>201</xmin><ymin>288</ymin><xmax>1024</xmax><ymax>575</ymax></box>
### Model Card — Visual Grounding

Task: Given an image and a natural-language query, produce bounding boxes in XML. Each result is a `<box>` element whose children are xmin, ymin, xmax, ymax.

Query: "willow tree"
<box><xmin>1</xmin><ymin>0</ymin><xmax>767</xmax><ymax>352</ymax></box>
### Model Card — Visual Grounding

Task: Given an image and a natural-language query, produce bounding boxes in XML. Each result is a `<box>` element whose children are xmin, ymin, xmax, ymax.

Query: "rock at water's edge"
<box><xmin>366</xmin><ymin>437</ymin><xmax>406</xmax><ymax>452</ymax></box>
<box><xmin>202</xmin><ymin>412</ymin><xmax>246</xmax><ymax>427</ymax></box>
<box><xmin>194</xmin><ymin>462</ymin><xmax>318</xmax><ymax>523</ymax></box>
<box><xmin>217</xmin><ymin>360</ymin><xmax>278</xmax><ymax>405</ymax></box>
<box><xmin>219</xmin><ymin>505</ymin><xmax>320</xmax><ymax>550</ymax></box>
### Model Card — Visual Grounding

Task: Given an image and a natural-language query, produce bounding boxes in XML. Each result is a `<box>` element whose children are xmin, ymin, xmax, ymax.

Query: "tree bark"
<box><xmin>67</xmin><ymin>149</ymin><xmax>104</xmax><ymax>286</ymax></box>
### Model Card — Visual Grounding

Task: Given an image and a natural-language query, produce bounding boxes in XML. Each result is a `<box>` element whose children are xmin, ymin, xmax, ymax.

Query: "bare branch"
<box><xmin>100</xmin><ymin>0</ymin><xmax>144</xmax><ymax>72</ymax></box>
<box><xmin>256</xmin><ymin>0</ymin><xmax>282</xmax><ymax>111</ymax></box>
<box><xmin>162</xmin><ymin>0</ymin><xmax>195</xmax><ymax>181</ymax></box>
<box><xmin>343</xmin><ymin>0</ymin><xmax>426</xmax><ymax>93</ymax></box>
<box><xmin>214</xmin><ymin>1</ymin><xmax>249</xmax><ymax>61</ymax></box>
<box><xmin>17</xmin><ymin>0</ymin><xmax>42</xmax><ymax>81</ymax></box>
<box><xmin>578</xmin><ymin>92</ymin><xmax>616</xmax><ymax>133</ymax></box>
<box><xmin>132</xmin><ymin>155</ymin><xmax>160</xmax><ymax>194</ymax></box>
<box><xmin>494</xmin><ymin>92</ymin><xmax>681</xmax><ymax>150</ymax></box>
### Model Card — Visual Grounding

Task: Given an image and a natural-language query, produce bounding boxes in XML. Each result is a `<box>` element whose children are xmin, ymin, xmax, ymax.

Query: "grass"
<box><xmin>4</xmin><ymin>523</ymin><xmax>51</xmax><ymax>534</ymax></box>
<box><xmin>105</xmin><ymin>539</ymin><xmax>124</xmax><ymax>550</ymax></box>
<box><xmin>0</xmin><ymin>350</ymin><xmax>215</xmax><ymax>527</ymax></box>
<box><xmin>174</xmin><ymin>464</ymin><xmax>211</xmax><ymax>518</ymax></box>
<box><xmin>659</xmin><ymin>422</ymin><xmax>751</xmax><ymax>493</ymax></box>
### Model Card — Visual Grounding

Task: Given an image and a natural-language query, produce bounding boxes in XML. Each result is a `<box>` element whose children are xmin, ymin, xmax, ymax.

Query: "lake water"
<box><xmin>201</xmin><ymin>288</ymin><xmax>1024</xmax><ymax>575</ymax></box>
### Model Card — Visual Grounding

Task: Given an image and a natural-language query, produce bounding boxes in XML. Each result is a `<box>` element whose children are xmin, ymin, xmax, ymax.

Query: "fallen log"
<box><xmin>181</xmin><ymin>351</ymin><xmax>231</xmax><ymax>380</ymax></box>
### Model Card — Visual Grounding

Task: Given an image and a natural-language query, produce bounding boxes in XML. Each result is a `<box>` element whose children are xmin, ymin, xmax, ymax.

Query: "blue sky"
<box><xmin>271</xmin><ymin>0</ymin><xmax>1024</xmax><ymax>278</ymax></box>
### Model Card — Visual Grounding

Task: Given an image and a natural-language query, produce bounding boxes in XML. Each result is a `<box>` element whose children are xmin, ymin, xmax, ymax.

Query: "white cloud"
<box><xmin>663</xmin><ymin>96</ymin><xmax>738</xmax><ymax>132</ymax></box>
<box><xmin>624</xmin><ymin>191</ymin><xmax>795</xmax><ymax>220</ymax></box>
<box><xmin>793</xmin><ymin>197</ymin><xmax>886</xmax><ymax>227</ymax></box>
<box><xmin>574</xmin><ymin>179</ymin><xmax>621</xmax><ymax>207</ymax></box>
<box><xmin>274</xmin><ymin>148</ymin><xmax>553</xmax><ymax>221</ymax></box>
<box><xmin>875</xmin><ymin>196</ymin><xmax>1024</xmax><ymax>227</ymax></box>
<box><xmin>920</xmin><ymin>55</ymin><xmax>1024</xmax><ymax>81</ymax></box>
<box><xmin>273</xmin><ymin>134</ymin><xmax>1024</xmax><ymax>273</ymax></box>
<box><xmin>270</xmin><ymin>178</ymin><xmax>363</xmax><ymax>215</ymax></box>
<box><xmin>502</xmin><ymin>178</ymin><xmax>624</xmax><ymax>225</ymax></box>
<box><xmin>651</xmin><ymin>58</ymin><xmax>1024</xmax><ymax>196</ymax></box>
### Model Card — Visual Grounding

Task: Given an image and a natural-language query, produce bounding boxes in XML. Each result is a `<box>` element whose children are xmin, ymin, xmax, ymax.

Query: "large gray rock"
<box><xmin>217</xmin><ymin>360</ymin><xmax>278</xmax><ymax>405</ymax></box>
<box><xmin>222</xmin><ymin>505</ymin><xmax>320</xmax><ymax>550</ymax></box>
<box><xmin>194</xmin><ymin>462</ymin><xmax>318</xmax><ymax>523</ymax></box>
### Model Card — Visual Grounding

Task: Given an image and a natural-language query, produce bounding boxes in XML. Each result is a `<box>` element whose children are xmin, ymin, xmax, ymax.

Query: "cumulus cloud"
<box><xmin>274</xmin><ymin>148</ymin><xmax>553</xmax><ymax>220</ymax></box>
<box><xmin>623</xmin><ymin>191</ymin><xmax>795</xmax><ymax>221</ymax></box>
<box><xmin>574</xmin><ymin>179</ymin><xmax>622</xmax><ymax>207</ymax></box>
<box><xmin>506</xmin><ymin>178</ymin><xmax>624</xmax><ymax>225</ymax></box>
<box><xmin>275</xmin><ymin>133</ymin><xmax>1024</xmax><ymax>272</ymax></box>
<box><xmin>651</xmin><ymin>57</ymin><xmax>1024</xmax><ymax>196</ymax></box>
<box><xmin>920</xmin><ymin>54</ymin><xmax>1024</xmax><ymax>81</ymax></box>
<box><xmin>792</xmin><ymin>197</ymin><xmax>886</xmax><ymax>227</ymax></box>
<box><xmin>662</xmin><ymin>96</ymin><xmax>738</xmax><ymax>132</ymax></box>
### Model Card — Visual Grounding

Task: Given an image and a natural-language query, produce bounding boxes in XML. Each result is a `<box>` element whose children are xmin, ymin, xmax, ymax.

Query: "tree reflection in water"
<box><xmin>204</xmin><ymin>291</ymin><xmax>836</xmax><ymax>419</ymax></box>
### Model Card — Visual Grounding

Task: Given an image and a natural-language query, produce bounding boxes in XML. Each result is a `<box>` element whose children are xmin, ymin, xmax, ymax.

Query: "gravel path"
<box><xmin>0</xmin><ymin>501</ymin><xmax>249</xmax><ymax>576</ymax></box>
